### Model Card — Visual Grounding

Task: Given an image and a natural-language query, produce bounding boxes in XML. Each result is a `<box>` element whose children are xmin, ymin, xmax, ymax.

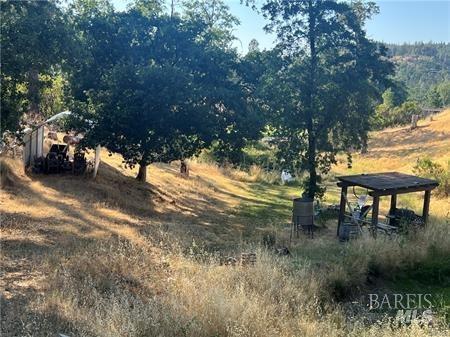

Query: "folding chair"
<box><xmin>340</xmin><ymin>194</ymin><xmax>372</xmax><ymax>240</ymax></box>
<box><xmin>341</xmin><ymin>193</ymin><xmax>398</xmax><ymax>239</ymax></box>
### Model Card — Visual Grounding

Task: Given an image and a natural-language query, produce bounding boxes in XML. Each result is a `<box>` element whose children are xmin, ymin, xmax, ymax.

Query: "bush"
<box><xmin>241</xmin><ymin>141</ymin><xmax>278</xmax><ymax>170</ymax></box>
<box><xmin>413</xmin><ymin>158</ymin><xmax>450</xmax><ymax>197</ymax></box>
<box><xmin>373</xmin><ymin>100</ymin><xmax>422</xmax><ymax>129</ymax></box>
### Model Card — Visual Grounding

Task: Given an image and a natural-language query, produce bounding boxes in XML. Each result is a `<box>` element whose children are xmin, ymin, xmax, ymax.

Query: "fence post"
<box><xmin>411</xmin><ymin>114</ymin><xmax>418</xmax><ymax>129</ymax></box>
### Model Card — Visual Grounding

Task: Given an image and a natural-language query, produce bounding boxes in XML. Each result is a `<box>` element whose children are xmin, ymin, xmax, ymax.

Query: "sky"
<box><xmin>111</xmin><ymin>0</ymin><xmax>450</xmax><ymax>54</ymax></box>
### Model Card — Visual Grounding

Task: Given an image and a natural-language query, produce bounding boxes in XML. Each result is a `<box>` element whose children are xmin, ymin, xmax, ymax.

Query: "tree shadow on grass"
<box><xmin>0</xmin><ymin>211</ymin><xmax>105</xmax><ymax>336</ymax></box>
<box><xmin>1</xmin><ymin>284</ymin><xmax>80</xmax><ymax>337</ymax></box>
<box><xmin>10</xmin><ymin>160</ymin><xmax>258</xmax><ymax>249</ymax></box>
<box><xmin>2</xmin><ymin>160</ymin><xmax>296</xmax><ymax>335</ymax></box>
<box><xmin>235</xmin><ymin>181</ymin><xmax>297</xmax><ymax>221</ymax></box>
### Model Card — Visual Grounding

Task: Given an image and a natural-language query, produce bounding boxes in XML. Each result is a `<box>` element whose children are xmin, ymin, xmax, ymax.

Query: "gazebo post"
<box><xmin>389</xmin><ymin>194</ymin><xmax>397</xmax><ymax>214</ymax></box>
<box><xmin>371</xmin><ymin>195</ymin><xmax>379</xmax><ymax>238</ymax></box>
<box><xmin>337</xmin><ymin>185</ymin><xmax>348</xmax><ymax>236</ymax></box>
<box><xmin>423</xmin><ymin>190</ymin><xmax>431</xmax><ymax>225</ymax></box>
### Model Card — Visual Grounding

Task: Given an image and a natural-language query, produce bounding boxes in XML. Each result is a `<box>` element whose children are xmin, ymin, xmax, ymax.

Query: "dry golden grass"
<box><xmin>334</xmin><ymin>109</ymin><xmax>450</xmax><ymax>174</ymax></box>
<box><xmin>1</xmin><ymin>110</ymin><xmax>449</xmax><ymax>336</ymax></box>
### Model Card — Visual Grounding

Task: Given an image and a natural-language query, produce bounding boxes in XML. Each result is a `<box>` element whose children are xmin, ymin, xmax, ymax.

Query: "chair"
<box><xmin>340</xmin><ymin>194</ymin><xmax>398</xmax><ymax>240</ymax></box>
<box><xmin>339</xmin><ymin>194</ymin><xmax>372</xmax><ymax>240</ymax></box>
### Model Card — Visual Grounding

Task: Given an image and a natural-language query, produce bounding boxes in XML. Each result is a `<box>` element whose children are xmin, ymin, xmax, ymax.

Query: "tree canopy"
<box><xmin>67</xmin><ymin>3</ymin><xmax>261</xmax><ymax>181</ymax></box>
<box><xmin>256</xmin><ymin>0</ymin><xmax>393</xmax><ymax>197</ymax></box>
<box><xmin>0</xmin><ymin>0</ymin><xmax>73</xmax><ymax>132</ymax></box>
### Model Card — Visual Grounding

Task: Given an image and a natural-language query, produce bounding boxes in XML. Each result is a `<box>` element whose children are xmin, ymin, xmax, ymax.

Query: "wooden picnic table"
<box><xmin>336</xmin><ymin>172</ymin><xmax>439</xmax><ymax>237</ymax></box>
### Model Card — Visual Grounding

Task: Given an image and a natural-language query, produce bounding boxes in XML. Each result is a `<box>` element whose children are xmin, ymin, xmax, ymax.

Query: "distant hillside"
<box><xmin>386</xmin><ymin>42</ymin><xmax>450</xmax><ymax>104</ymax></box>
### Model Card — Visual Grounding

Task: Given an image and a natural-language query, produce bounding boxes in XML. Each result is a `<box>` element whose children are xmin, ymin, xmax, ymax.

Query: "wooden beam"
<box><xmin>337</xmin><ymin>186</ymin><xmax>347</xmax><ymax>237</ymax></box>
<box><xmin>423</xmin><ymin>190</ymin><xmax>431</xmax><ymax>225</ymax></box>
<box><xmin>371</xmin><ymin>195</ymin><xmax>379</xmax><ymax>238</ymax></box>
<box><xmin>369</xmin><ymin>185</ymin><xmax>437</xmax><ymax>197</ymax></box>
<box><xmin>337</xmin><ymin>182</ymin><xmax>351</xmax><ymax>188</ymax></box>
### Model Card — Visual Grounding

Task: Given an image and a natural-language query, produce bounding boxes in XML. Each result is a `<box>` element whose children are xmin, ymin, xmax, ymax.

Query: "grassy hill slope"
<box><xmin>336</xmin><ymin>109</ymin><xmax>450</xmax><ymax>174</ymax></box>
<box><xmin>1</xmin><ymin>110</ymin><xmax>449</xmax><ymax>336</ymax></box>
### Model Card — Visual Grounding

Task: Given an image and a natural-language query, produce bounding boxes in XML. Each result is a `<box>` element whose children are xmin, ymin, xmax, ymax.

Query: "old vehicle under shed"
<box><xmin>22</xmin><ymin>111</ymin><xmax>101</xmax><ymax>178</ymax></box>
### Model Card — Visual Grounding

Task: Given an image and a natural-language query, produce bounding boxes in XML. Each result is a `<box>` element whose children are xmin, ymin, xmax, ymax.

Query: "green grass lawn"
<box><xmin>234</xmin><ymin>181</ymin><xmax>299</xmax><ymax>223</ymax></box>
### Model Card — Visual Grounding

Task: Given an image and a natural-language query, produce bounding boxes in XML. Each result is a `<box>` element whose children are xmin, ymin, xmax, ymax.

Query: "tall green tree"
<box><xmin>258</xmin><ymin>0</ymin><xmax>393</xmax><ymax>198</ymax></box>
<box><xmin>206</xmin><ymin>39</ymin><xmax>268</xmax><ymax>166</ymax></box>
<box><xmin>0</xmin><ymin>0</ymin><xmax>72</xmax><ymax>132</ymax></box>
<box><xmin>436</xmin><ymin>81</ymin><xmax>450</xmax><ymax>107</ymax></box>
<box><xmin>427</xmin><ymin>86</ymin><xmax>443</xmax><ymax>108</ymax></box>
<box><xmin>67</xmin><ymin>0</ymin><xmax>116</xmax><ymax>102</ymax></box>
<box><xmin>130</xmin><ymin>0</ymin><xmax>165</xmax><ymax>17</ymax></box>
<box><xmin>180</xmin><ymin>0</ymin><xmax>266</xmax><ymax>165</ymax></box>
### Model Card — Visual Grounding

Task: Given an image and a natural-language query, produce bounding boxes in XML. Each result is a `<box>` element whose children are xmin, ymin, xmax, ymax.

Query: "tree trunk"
<box><xmin>136</xmin><ymin>163</ymin><xmax>147</xmax><ymax>182</ymax></box>
<box><xmin>180</xmin><ymin>159</ymin><xmax>189</xmax><ymax>177</ymax></box>
<box><xmin>170</xmin><ymin>0</ymin><xmax>175</xmax><ymax>18</ymax></box>
<box><xmin>307</xmin><ymin>132</ymin><xmax>317</xmax><ymax>199</ymax></box>
<box><xmin>27</xmin><ymin>69</ymin><xmax>40</xmax><ymax>115</ymax></box>
<box><xmin>361</xmin><ymin>137</ymin><xmax>368</xmax><ymax>154</ymax></box>
<box><xmin>306</xmin><ymin>2</ymin><xmax>318</xmax><ymax>199</ymax></box>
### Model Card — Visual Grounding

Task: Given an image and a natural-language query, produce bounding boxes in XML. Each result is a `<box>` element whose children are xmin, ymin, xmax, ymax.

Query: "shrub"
<box><xmin>373</xmin><ymin>100</ymin><xmax>422</xmax><ymax>129</ymax></box>
<box><xmin>413</xmin><ymin>158</ymin><xmax>450</xmax><ymax>197</ymax></box>
<box><xmin>241</xmin><ymin>141</ymin><xmax>278</xmax><ymax>170</ymax></box>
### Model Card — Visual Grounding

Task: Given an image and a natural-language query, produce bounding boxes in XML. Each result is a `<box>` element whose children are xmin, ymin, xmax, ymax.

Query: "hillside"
<box><xmin>336</xmin><ymin>108</ymin><xmax>450</xmax><ymax>173</ymax></box>
<box><xmin>386</xmin><ymin>42</ymin><xmax>450</xmax><ymax>103</ymax></box>
<box><xmin>1</xmin><ymin>111</ymin><xmax>450</xmax><ymax>336</ymax></box>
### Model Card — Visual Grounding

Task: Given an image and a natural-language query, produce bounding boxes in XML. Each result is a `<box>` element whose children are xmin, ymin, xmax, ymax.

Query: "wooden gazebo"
<box><xmin>336</xmin><ymin>172</ymin><xmax>439</xmax><ymax>236</ymax></box>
